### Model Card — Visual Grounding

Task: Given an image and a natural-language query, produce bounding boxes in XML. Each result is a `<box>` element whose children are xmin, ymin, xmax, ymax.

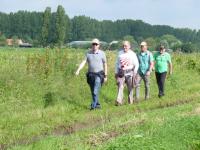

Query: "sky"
<box><xmin>1</xmin><ymin>0</ymin><xmax>200</xmax><ymax>30</ymax></box>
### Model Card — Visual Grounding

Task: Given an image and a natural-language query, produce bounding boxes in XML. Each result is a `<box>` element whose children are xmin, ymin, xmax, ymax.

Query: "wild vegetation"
<box><xmin>0</xmin><ymin>47</ymin><xmax>199</xmax><ymax>150</ymax></box>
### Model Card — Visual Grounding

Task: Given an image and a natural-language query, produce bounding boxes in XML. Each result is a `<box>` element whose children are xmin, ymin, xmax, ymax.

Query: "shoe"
<box><xmin>115</xmin><ymin>101</ymin><xmax>122</xmax><ymax>106</ymax></box>
<box><xmin>90</xmin><ymin>107</ymin><xmax>95</xmax><ymax>110</ymax></box>
<box><xmin>95</xmin><ymin>105</ymin><xmax>101</xmax><ymax>109</ymax></box>
<box><xmin>134</xmin><ymin>97</ymin><xmax>139</xmax><ymax>103</ymax></box>
<box><xmin>158</xmin><ymin>93</ymin><xmax>164</xmax><ymax>98</ymax></box>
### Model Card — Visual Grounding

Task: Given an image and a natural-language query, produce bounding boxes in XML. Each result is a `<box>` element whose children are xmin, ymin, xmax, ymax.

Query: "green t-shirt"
<box><xmin>137</xmin><ymin>51</ymin><xmax>154</xmax><ymax>75</ymax></box>
<box><xmin>154</xmin><ymin>52</ymin><xmax>171</xmax><ymax>73</ymax></box>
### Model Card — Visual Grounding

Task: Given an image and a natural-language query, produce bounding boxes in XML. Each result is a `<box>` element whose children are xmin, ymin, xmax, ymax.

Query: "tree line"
<box><xmin>0</xmin><ymin>5</ymin><xmax>200</xmax><ymax>52</ymax></box>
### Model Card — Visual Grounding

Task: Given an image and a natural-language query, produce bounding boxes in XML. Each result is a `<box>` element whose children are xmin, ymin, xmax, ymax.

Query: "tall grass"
<box><xmin>0</xmin><ymin>48</ymin><xmax>200</xmax><ymax>149</ymax></box>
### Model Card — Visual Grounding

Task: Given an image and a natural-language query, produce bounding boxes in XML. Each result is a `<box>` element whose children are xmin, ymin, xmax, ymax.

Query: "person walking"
<box><xmin>115</xmin><ymin>41</ymin><xmax>139</xmax><ymax>105</ymax></box>
<box><xmin>135</xmin><ymin>41</ymin><xmax>154</xmax><ymax>100</ymax></box>
<box><xmin>154</xmin><ymin>45</ymin><xmax>173</xmax><ymax>98</ymax></box>
<box><xmin>75</xmin><ymin>38</ymin><xmax>107</xmax><ymax>110</ymax></box>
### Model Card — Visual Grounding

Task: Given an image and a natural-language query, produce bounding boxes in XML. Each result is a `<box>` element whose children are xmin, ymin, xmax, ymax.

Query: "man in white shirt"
<box><xmin>115</xmin><ymin>41</ymin><xmax>139</xmax><ymax>105</ymax></box>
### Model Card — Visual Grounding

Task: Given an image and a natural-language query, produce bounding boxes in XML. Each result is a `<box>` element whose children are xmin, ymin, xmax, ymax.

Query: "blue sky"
<box><xmin>1</xmin><ymin>0</ymin><xmax>200</xmax><ymax>30</ymax></box>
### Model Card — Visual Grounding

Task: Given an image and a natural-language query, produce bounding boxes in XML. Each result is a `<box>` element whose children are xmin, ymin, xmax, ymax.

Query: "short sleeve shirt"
<box><xmin>137</xmin><ymin>51</ymin><xmax>154</xmax><ymax>75</ymax></box>
<box><xmin>154</xmin><ymin>52</ymin><xmax>171</xmax><ymax>73</ymax></box>
<box><xmin>86</xmin><ymin>50</ymin><xmax>106</xmax><ymax>73</ymax></box>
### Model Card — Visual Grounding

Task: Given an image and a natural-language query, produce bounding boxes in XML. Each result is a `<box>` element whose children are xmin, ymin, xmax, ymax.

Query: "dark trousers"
<box><xmin>155</xmin><ymin>72</ymin><xmax>167</xmax><ymax>96</ymax></box>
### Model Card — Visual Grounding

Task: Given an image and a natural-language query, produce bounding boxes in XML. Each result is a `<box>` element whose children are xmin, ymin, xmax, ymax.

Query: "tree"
<box><xmin>24</xmin><ymin>35</ymin><xmax>33</xmax><ymax>44</ymax></box>
<box><xmin>0</xmin><ymin>34</ymin><xmax>6</xmax><ymax>46</ymax></box>
<box><xmin>1</xmin><ymin>7</ymin><xmax>200</xmax><ymax>47</ymax></box>
<box><xmin>71</xmin><ymin>16</ymin><xmax>98</xmax><ymax>41</ymax></box>
<box><xmin>145</xmin><ymin>37</ymin><xmax>158</xmax><ymax>51</ymax></box>
<box><xmin>56</xmin><ymin>5</ymin><xmax>67</xmax><ymax>47</ymax></box>
<box><xmin>156</xmin><ymin>40</ymin><xmax>169</xmax><ymax>51</ymax></box>
<box><xmin>100</xmin><ymin>20</ymin><xmax>116</xmax><ymax>42</ymax></box>
<box><xmin>41</xmin><ymin>7</ymin><xmax>51</xmax><ymax>47</ymax></box>
<box><xmin>161</xmin><ymin>34</ymin><xmax>182</xmax><ymax>49</ymax></box>
<box><xmin>64</xmin><ymin>13</ymin><xmax>70</xmax><ymax>43</ymax></box>
<box><xmin>48</xmin><ymin>12</ymin><xmax>56</xmax><ymax>45</ymax></box>
<box><xmin>12</xmin><ymin>35</ymin><xmax>19</xmax><ymax>47</ymax></box>
<box><xmin>181</xmin><ymin>43</ymin><xmax>195</xmax><ymax>53</ymax></box>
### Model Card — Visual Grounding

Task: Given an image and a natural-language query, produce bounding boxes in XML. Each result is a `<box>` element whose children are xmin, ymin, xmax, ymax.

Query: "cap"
<box><xmin>91</xmin><ymin>38</ymin><xmax>100</xmax><ymax>44</ymax></box>
<box><xmin>140</xmin><ymin>41</ymin><xmax>147</xmax><ymax>46</ymax></box>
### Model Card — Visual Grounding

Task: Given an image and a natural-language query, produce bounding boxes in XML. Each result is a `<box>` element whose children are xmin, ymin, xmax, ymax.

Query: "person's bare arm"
<box><xmin>133</xmin><ymin>53</ymin><xmax>139</xmax><ymax>75</ymax></box>
<box><xmin>169</xmin><ymin>62</ymin><xmax>173</xmax><ymax>75</ymax></box>
<box><xmin>146</xmin><ymin>61</ymin><xmax>154</xmax><ymax>76</ymax></box>
<box><xmin>75</xmin><ymin>59</ymin><xmax>87</xmax><ymax>75</ymax></box>
<box><xmin>149</xmin><ymin>61</ymin><xmax>154</xmax><ymax>72</ymax></box>
<box><xmin>115</xmin><ymin>56</ymin><xmax>119</xmax><ymax>79</ymax></box>
<box><xmin>104</xmin><ymin>62</ymin><xmax>108</xmax><ymax>82</ymax></box>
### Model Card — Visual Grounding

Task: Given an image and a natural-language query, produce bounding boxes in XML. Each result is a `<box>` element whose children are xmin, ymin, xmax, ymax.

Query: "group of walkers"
<box><xmin>75</xmin><ymin>38</ymin><xmax>173</xmax><ymax>110</ymax></box>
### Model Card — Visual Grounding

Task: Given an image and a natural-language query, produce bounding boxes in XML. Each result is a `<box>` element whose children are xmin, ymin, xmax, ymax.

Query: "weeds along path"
<box><xmin>2</xmin><ymin>92</ymin><xmax>200</xmax><ymax>150</ymax></box>
<box><xmin>1</xmin><ymin>51</ymin><xmax>200</xmax><ymax>150</ymax></box>
<box><xmin>52</xmin><ymin>93</ymin><xmax>200</xmax><ymax>137</ymax></box>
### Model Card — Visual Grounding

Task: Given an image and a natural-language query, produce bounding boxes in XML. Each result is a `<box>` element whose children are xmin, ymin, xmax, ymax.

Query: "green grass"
<box><xmin>99</xmin><ymin>104</ymin><xmax>200</xmax><ymax>150</ymax></box>
<box><xmin>8</xmin><ymin>101</ymin><xmax>200</xmax><ymax>150</ymax></box>
<box><xmin>0</xmin><ymin>47</ymin><xmax>200</xmax><ymax>150</ymax></box>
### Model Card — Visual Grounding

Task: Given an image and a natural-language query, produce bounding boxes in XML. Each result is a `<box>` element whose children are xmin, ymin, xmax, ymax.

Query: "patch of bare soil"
<box><xmin>87</xmin><ymin>119</ymin><xmax>145</xmax><ymax>147</ymax></box>
<box><xmin>179</xmin><ymin>104</ymin><xmax>200</xmax><ymax>117</ymax></box>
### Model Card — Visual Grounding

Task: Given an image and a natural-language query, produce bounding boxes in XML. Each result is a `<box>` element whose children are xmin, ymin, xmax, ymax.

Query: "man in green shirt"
<box><xmin>135</xmin><ymin>41</ymin><xmax>154</xmax><ymax>100</ymax></box>
<box><xmin>154</xmin><ymin>45</ymin><xmax>173</xmax><ymax>98</ymax></box>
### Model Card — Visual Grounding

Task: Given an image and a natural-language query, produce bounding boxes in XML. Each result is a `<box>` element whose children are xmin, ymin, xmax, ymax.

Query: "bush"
<box><xmin>181</xmin><ymin>43</ymin><xmax>195</xmax><ymax>53</ymax></box>
<box><xmin>0</xmin><ymin>34</ymin><xmax>6</xmax><ymax>46</ymax></box>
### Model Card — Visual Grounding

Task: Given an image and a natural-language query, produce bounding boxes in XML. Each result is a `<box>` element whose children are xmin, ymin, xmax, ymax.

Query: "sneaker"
<box><xmin>90</xmin><ymin>107</ymin><xmax>95</xmax><ymax>110</ymax></box>
<box><xmin>115</xmin><ymin>101</ymin><xmax>122</xmax><ymax>106</ymax></box>
<box><xmin>158</xmin><ymin>93</ymin><xmax>164</xmax><ymax>98</ymax></box>
<box><xmin>95</xmin><ymin>105</ymin><xmax>101</xmax><ymax>109</ymax></box>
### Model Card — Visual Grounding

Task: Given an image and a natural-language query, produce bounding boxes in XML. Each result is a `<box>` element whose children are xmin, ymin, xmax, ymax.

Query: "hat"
<box><xmin>140</xmin><ymin>41</ymin><xmax>147</xmax><ymax>46</ymax></box>
<box><xmin>92</xmin><ymin>38</ymin><xmax>100</xmax><ymax>44</ymax></box>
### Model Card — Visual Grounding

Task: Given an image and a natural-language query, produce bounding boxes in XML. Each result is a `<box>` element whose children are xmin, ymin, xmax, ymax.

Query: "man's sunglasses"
<box><xmin>92</xmin><ymin>43</ymin><xmax>99</xmax><ymax>46</ymax></box>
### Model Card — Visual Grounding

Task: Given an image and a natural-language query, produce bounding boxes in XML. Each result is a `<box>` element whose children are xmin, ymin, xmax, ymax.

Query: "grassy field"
<box><xmin>0</xmin><ymin>47</ymin><xmax>200</xmax><ymax>150</ymax></box>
